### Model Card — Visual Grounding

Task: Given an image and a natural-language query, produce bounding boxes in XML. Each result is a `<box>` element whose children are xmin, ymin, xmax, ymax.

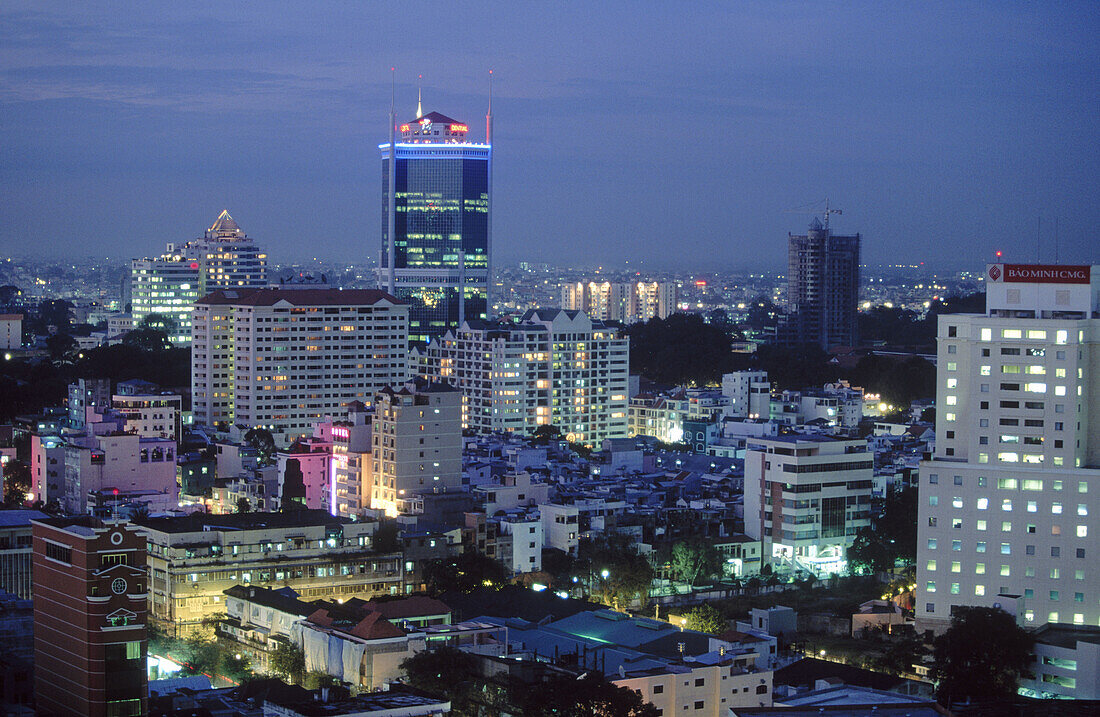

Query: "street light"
<box><xmin>601</xmin><ymin>569</ymin><xmax>609</xmax><ymax>579</ymax></box>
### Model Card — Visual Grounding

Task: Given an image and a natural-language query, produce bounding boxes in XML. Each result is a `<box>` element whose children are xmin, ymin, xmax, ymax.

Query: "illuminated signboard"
<box><xmin>449</xmin><ymin>124</ymin><xmax>468</xmax><ymax>133</ymax></box>
<box><xmin>399</xmin><ymin>124</ymin><xmax>410</xmax><ymax>132</ymax></box>
<box><xmin>987</xmin><ymin>264</ymin><xmax>1091</xmax><ymax>284</ymax></box>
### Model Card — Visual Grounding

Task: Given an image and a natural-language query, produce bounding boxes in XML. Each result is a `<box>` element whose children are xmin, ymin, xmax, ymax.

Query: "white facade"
<box><xmin>130</xmin><ymin>211</ymin><xmax>267</xmax><ymax>344</ymax></box>
<box><xmin>191</xmin><ymin>287</ymin><xmax>408</xmax><ymax>444</ymax></box>
<box><xmin>561</xmin><ymin>280</ymin><xmax>677</xmax><ymax>324</ymax></box>
<box><xmin>916</xmin><ymin>264</ymin><xmax>1100</xmax><ymax>634</ymax></box>
<box><xmin>1019</xmin><ymin>624</ymin><xmax>1100</xmax><ymax>699</ymax></box>
<box><xmin>722</xmin><ymin>371</ymin><xmax>770</xmax><ymax>419</ymax></box>
<box><xmin>744</xmin><ymin>435</ymin><xmax>873</xmax><ymax>576</ymax></box>
<box><xmin>497</xmin><ymin>515</ymin><xmax>543</xmax><ymax>575</ymax></box>
<box><xmin>539</xmin><ymin>503</ymin><xmax>580</xmax><ymax>556</ymax></box>
<box><xmin>615</xmin><ymin>659</ymin><xmax>773</xmax><ymax>714</ymax></box>
<box><xmin>0</xmin><ymin>314</ymin><xmax>22</xmax><ymax>350</ymax></box>
<box><xmin>111</xmin><ymin>393</ymin><xmax>182</xmax><ymax>441</ymax></box>
<box><xmin>425</xmin><ymin>308</ymin><xmax>629</xmax><ymax>445</ymax></box>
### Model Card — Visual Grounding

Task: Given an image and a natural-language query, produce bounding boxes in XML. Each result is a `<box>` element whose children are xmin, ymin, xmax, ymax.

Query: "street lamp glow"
<box><xmin>601</xmin><ymin>569</ymin><xmax>609</xmax><ymax>579</ymax></box>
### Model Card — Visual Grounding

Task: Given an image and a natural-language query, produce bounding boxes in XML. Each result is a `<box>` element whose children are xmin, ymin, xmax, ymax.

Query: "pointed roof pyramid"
<box><xmin>209</xmin><ymin>209</ymin><xmax>240</xmax><ymax>233</ymax></box>
<box><xmin>407</xmin><ymin>110</ymin><xmax>462</xmax><ymax>125</ymax></box>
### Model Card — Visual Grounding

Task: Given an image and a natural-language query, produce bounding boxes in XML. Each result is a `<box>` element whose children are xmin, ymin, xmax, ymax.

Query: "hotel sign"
<box><xmin>987</xmin><ymin>264</ymin><xmax>1091</xmax><ymax>284</ymax></box>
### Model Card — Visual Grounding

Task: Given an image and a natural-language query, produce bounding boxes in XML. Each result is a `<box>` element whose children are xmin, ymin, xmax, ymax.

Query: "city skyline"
<box><xmin>1</xmin><ymin>3</ymin><xmax>1097</xmax><ymax>269</ymax></box>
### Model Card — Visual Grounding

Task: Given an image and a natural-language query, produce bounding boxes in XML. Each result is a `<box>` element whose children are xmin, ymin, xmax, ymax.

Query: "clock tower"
<box><xmin>32</xmin><ymin>517</ymin><xmax>148</xmax><ymax>717</ymax></box>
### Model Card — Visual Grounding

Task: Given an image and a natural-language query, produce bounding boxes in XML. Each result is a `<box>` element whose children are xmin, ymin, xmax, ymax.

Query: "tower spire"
<box><xmin>486</xmin><ymin>69</ymin><xmax>493</xmax><ymax>145</ymax></box>
<box><xmin>416</xmin><ymin>74</ymin><xmax>423</xmax><ymax>119</ymax></box>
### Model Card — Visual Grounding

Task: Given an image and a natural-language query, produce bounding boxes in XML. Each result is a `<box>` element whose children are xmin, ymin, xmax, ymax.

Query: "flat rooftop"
<box><xmin>134</xmin><ymin>509</ymin><xmax>349</xmax><ymax>534</ymax></box>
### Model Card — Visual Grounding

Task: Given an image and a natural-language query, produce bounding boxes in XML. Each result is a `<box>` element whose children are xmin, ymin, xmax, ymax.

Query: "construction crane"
<box><xmin>785</xmin><ymin>198</ymin><xmax>843</xmax><ymax>232</ymax></box>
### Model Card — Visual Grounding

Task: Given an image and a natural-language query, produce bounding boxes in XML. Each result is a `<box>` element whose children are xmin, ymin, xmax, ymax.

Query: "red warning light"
<box><xmin>112</xmin><ymin>488</ymin><xmax>119</xmax><ymax>495</ymax></box>
<box><xmin>995</xmin><ymin>251</ymin><xmax>1003</xmax><ymax>258</ymax></box>
<box><xmin>190</xmin><ymin>262</ymin><xmax>199</xmax><ymax>270</ymax></box>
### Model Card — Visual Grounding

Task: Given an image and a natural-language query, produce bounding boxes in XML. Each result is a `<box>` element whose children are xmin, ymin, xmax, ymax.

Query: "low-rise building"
<box><xmin>744</xmin><ymin>435</ymin><xmax>873</xmax><ymax>576</ymax></box>
<box><xmin>63</xmin><ymin>431</ymin><xmax>177</xmax><ymax>515</ymax></box>
<box><xmin>1019</xmin><ymin>623</ymin><xmax>1100</xmax><ymax>700</ymax></box>
<box><xmin>111</xmin><ymin>392</ymin><xmax>182</xmax><ymax>441</ymax></box>
<box><xmin>482</xmin><ymin>608</ymin><xmax>774</xmax><ymax>714</ymax></box>
<box><xmin>134</xmin><ymin>510</ymin><xmax>404</xmax><ymax>636</ymax></box>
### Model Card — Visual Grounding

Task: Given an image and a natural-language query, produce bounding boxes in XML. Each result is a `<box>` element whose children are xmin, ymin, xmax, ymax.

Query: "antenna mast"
<box><xmin>486</xmin><ymin>69</ymin><xmax>493</xmax><ymax>144</ymax></box>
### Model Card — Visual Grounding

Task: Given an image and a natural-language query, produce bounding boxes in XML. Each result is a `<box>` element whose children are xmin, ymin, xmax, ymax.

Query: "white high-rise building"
<box><xmin>916</xmin><ymin>263</ymin><xmax>1100</xmax><ymax>634</ymax></box>
<box><xmin>131</xmin><ymin>210</ymin><xmax>268</xmax><ymax>344</ymax></box>
<box><xmin>191</xmin><ymin>287</ymin><xmax>408</xmax><ymax>444</ymax></box>
<box><xmin>744</xmin><ymin>434</ymin><xmax>874</xmax><ymax>576</ymax></box>
<box><xmin>423</xmin><ymin>309</ymin><xmax>629</xmax><ymax>445</ymax></box>
<box><xmin>722</xmin><ymin>370</ymin><xmax>771</xmax><ymax>419</ymax></box>
<box><xmin>561</xmin><ymin>281</ymin><xmax>677</xmax><ymax>324</ymax></box>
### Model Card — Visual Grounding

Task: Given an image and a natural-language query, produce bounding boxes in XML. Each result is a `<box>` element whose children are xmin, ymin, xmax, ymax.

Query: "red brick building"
<box><xmin>32</xmin><ymin>517</ymin><xmax>147</xmax><ymax>717</ymax></box>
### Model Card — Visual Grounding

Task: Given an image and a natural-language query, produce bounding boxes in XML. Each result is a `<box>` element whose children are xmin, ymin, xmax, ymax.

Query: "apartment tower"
<box><xmin>916</xmin><ymin>263</ymin><xmax>1100</xmax><ymax>634</ymax></box>
<box><xmin>191</xmin><ymin>286</ymin><xmax>408</xmax><ymax>443</ymax></box>
<box><xmin>423</xmin><ymin>308</ymin><xmax>630</xmax><ymax>445</ymax></box>
<box><xmin>131</xmin><ymin>210</ymin><xmax>268</xmax><ymax>344</ymax></box>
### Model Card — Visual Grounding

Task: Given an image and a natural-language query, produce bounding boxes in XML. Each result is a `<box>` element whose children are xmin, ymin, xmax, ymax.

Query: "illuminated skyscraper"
<box><xmin>130</xmin><ymin>210</ymin><xmax>268</xmax><ymax>344</ymax></box>
<box><xmin>379</xmin><ymin>92</ymin><xmax>491</xmax><ymax>345</ymax></box>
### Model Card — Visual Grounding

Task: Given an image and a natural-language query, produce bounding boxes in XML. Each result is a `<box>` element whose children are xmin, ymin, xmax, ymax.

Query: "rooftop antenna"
<box><xmin>416</xmin><ymin>74</ymin><xmax>423</xmax><ymax>119</ymax></box>
<box><xmin>486</xmin><ymin>69</ymin><xmax>493</xmax><ymax>145</ymax></box>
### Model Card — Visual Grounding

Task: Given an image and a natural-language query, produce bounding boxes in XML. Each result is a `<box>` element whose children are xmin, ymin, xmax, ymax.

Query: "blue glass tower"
<box><xmin>380</xmin><ymin>100</ymin><xmax>491</xmax><ymax>345</ymax></box>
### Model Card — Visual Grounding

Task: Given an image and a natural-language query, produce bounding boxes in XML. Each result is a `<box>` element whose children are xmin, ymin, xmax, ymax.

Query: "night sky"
<box><xmin>1</xmin><ymin>2</ymin><xmax>1097</xmax><ymax>269</ymax></box>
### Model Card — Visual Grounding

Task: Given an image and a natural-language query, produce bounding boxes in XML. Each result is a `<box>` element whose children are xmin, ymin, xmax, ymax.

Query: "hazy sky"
<box><xmin>1</xmin><ymin>2</ymin><xmax>1097</xmax><ymax>269</ymax></box>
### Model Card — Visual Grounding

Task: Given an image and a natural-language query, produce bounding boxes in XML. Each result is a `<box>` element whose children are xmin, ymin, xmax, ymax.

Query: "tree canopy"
<box><xmin>627</xmin><ymin>313</ymin><xmax>735</xmax><ymax>386</ymax></box>
<box><xmin>931</xmin><ymin>606</ymin><xmax>1034</xmax><ymax>705</ymax></box>
<box><xmin>244</xmin><ymin>427</ymin><xmax>277</xmax><ymax>465</ymax></box>
<box><xmin>521</xmin><ymin>673</ymin><xmax>660</xmax><ymax>717</ymax></box>
<box><xmin>3</xmin><ymin>460</ymin><xmax>31</xmax><ymax>507</ymax></box>
<box><xmin>683</xmin><ymin>604</ymin><xmax>728</xmax><ymax>635</ymax></box>
<box><xmin>848</xmin><ymin>487</ymin><xmax>918</xmax><ymax>575</ymax></box>
<box><xmin>578</xmin><ymin>534</ymin><xmax>655</xmax><ymax>607</ymax></box>
<box><xmin>669</xmin><ymin>539</ymin><xmax>724</xmax><ymax>586</ymax></box>
<box><xmin>269</xmin><ymin>641</ymin><xmax>306</xmax><ymax>684</ymax></box>
<box><xmin>423</xmin><ymin>550</ymin><xmax>507</xmax><ymax>595</ymax></box>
